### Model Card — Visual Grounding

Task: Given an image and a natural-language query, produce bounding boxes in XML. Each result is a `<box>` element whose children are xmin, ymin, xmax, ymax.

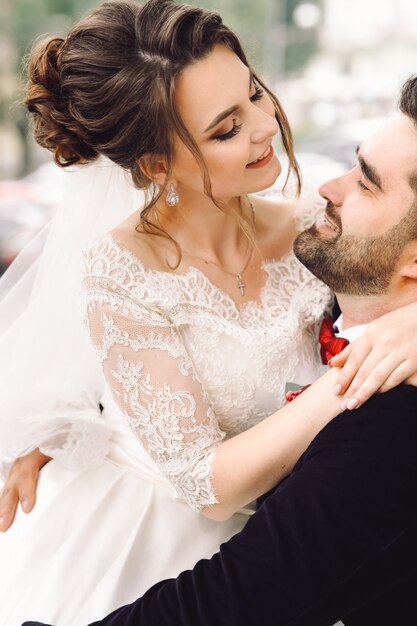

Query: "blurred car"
<box><xmin>0</xmin><ymin>200</ymin><xmax>48</xmax><ymax>274</ymax></box>
<box><xmin>265</xmin><ymin>149</ymin><xmax>346</xmax><ymax>195</ymax></box>
<box><xmin>294</xmin><ymin>151</ymin><xmax>346</xmax><ymax>185</ymax></box>
<box><xmin>0</xmin><ymin>163</ymin><xmax>65</xmax><ymax>275</ymax></box>
<box><xmin>296</xmin><ymin>117</ymin><xmax>385</xmax><ymax>170</ymax></box>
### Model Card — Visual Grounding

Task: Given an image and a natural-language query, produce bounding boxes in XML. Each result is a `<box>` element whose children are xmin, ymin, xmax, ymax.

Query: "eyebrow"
<box><xmin>355</xmin><ymin>145</ymin><xmax>384</xmax><ymax>191</ymax></box>
<box><xmin>203</xmin><ymin>70</ymin><xmax>254</xmax><ymax>133</ymax></box>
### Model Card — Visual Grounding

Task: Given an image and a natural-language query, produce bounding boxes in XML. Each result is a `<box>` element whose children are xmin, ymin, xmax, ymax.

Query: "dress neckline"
<box><xmin>106</xmin><ymin>233</ymin><xmax>295</xmax><ymax>317</ymax></box>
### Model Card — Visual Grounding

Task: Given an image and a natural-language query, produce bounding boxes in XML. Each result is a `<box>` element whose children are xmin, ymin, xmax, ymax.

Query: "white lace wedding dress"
<box><xmin>0</xmin><ymin>189</ymin><xmax>332</xmax><ymax>626</ymax></box>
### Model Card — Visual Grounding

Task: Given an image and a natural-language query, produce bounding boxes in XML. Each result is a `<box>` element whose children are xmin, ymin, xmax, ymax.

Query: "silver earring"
<box><xmin>166</xmin><ymin>183</ymin><xmax>180</xmax><ymax>206</ymax></box>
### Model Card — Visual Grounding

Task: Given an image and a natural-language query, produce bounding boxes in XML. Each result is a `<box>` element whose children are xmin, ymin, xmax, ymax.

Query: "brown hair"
<box><xmin>399</xmin><ymin>75</ymin><xmax>417</xmax><ymax>195</ymax></box>
<box><xmin>400</xmin><ymin>75</ymin><xmax>417</xmax><ymax>125</ymax></box>
<box><xmin>26</xmin><ymin>0</ymin><xmax>301</xmax><ymax>261</ymax></box>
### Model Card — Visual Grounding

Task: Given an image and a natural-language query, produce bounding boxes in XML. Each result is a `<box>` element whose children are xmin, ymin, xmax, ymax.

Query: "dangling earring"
<box><xmin>165</xmin><ymin>183</ymin><xmax>180</xmax><ymax>206</ymax></box>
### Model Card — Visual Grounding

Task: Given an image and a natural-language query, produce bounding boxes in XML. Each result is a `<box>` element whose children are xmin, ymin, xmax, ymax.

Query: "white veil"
<box><xmin>0</xmin><ymin>157</ymin><xmax>144</xmax><ymax>479</ymax></box>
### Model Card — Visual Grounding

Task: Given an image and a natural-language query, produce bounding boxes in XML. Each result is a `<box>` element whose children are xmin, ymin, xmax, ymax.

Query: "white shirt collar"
<box><xmin>334</xmin><ymin>314</ymin><xmax>369</xmax><ymax>342</ymax></box>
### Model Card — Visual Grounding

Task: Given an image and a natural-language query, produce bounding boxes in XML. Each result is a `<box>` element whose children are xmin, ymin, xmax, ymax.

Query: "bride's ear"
<box><xmin>138</xmin><ymin>154</ymin><xmax>169</xmax><ymax>186</ymax></box>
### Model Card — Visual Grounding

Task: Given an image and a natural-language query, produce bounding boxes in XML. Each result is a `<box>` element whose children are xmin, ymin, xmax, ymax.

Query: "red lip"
<box><xmin>246</xmin><ymin>146</ymin><xmax>274</xmax><ymax>169</ymax></box>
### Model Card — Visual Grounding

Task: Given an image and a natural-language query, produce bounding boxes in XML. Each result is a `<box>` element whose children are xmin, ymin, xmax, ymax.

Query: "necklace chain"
<box><xmin>181</xmin><ymin>200</ymin><xmax>255</xmax><ymax>297</ymax></box>
<box><xmin>153</xmin><ymin>197</ymin><xmax>255</xmax><ymax>296</ymax></box>
<box><xmin>183</xmin><ymin>240</ymin><xmax>253</xmax><ymax>296</ymax></box>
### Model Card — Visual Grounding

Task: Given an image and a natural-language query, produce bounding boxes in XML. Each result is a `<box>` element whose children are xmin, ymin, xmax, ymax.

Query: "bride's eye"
<box><xmin>213</xmin><ymin>120</ymin><xmax>243</xmax><ymax>142</ymax></box>
<box><xmin>250</xmin><ymin>84</ymin><xmax>264</xmax><ymax>102</ymax></box>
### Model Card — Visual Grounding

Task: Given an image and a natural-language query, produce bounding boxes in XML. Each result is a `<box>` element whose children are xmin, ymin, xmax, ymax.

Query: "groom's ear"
<box><xmin>398</xmin><ymin>240</ymin><xmax>417</xmax><ymax>281</ymax></box>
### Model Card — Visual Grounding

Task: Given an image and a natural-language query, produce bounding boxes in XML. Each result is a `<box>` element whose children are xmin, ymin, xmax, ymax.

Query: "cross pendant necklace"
<box><xmin>184</xmin><ymin>246</ymin><xmax>252</xmax><ymax>297</ymax></box>
<box><xmin>160</xmin><ymin>199</ymin><xmax>255</xmax><ymax>297</ymax></box>
<box><xmin>236</xmin><ymin>274</ymin><xmax>246</xmax><ymax>296</ymax></box>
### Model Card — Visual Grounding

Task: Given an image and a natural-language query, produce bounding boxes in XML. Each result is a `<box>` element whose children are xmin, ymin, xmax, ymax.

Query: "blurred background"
<box><xmin>0</xmin><ymin>0</ymin><xmax>416</xmax><ymax>273</ymax></box>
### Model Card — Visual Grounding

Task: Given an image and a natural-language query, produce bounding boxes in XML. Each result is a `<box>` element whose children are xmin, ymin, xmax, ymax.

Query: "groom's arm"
<box><xmin>85</xmin><ymin>385</ymin><xmax>417</xmax><ymax>626</ymax></box>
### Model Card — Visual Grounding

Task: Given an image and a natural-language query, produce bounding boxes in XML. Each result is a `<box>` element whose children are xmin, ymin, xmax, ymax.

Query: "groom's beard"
<box><xmin>293</xmin><ymin>203</ymin><xmax>417</xmax><ymax>296</ymax></box>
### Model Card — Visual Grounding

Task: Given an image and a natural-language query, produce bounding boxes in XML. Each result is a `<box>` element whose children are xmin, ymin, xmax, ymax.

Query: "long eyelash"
<box><xmin>212</xmin><ymin>82</ymin><xmax>263</xmax><ymax>142</ymax></box>
<box><xmin>214</xmin><ymin>121</ymin><xmax>243</xmax><ymax>142</ymax></box>
<box><xmin>357</xmin><ymin>180</ymin><xmax>369</xmax><ymax>191</ymax></box>
<box><xmin>250</xmin><ymin>85</ymin><xmax>264</xmax><ymax>102</ymax></box>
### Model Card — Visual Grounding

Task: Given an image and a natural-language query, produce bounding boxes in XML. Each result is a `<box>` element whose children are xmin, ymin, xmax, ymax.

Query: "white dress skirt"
<box><xmin>0</xmin><ymin>400</ymin><xmax>248</xmax><ymax>625</ymax></box>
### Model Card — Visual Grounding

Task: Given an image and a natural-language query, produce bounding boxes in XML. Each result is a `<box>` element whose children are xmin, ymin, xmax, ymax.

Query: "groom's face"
<box><xmin>294</xmin><ymin>113</ymin><xmax>417</xmax><ymax>295</ymax></box>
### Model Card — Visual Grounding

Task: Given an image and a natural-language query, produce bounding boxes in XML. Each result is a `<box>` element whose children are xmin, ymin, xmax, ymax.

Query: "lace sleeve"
<box><xmin>83</xmin><ymin>268</ymin><xmax>225</xmax><ymax>512</ymax></box>
<box><xmin>0</xmin><ymin>315</ymin><xmax>110</xmax><ymax>482</ymax></box>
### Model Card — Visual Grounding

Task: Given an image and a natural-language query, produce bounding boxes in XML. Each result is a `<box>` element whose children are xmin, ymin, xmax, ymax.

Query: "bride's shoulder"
<box><xmin>253</xmin><ymin>178</ymin><xmax>325</xmax><ymax>232</ymax></box>
<box><xmin>250</xmin><ymin>193</ymin><xmax>297</xmax><ymax>258</ymax></box>
<box><xmin>85</xmin><ymin>209</ymin><xmax>168</xmax><ymax>271</ymax></box>
<box><xmin>250</xmin><ymin>179</ymin><xmax>325</xmax><ymax>258</ymax></box>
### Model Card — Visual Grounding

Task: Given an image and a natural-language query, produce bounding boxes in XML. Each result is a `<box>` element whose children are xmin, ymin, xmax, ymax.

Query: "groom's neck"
<box><xmin>335</xmin><ymin>271</ymin><xmax>417</xmax><ymax>329</ymax></box>
<box><xmin>335</xmin><ymin>293</ymin><xmax>395</xmax><ymax>330</ymax></box>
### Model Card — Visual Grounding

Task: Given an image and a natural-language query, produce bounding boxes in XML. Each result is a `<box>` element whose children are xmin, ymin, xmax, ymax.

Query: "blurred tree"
<box><xmin>284</xmin><ymin>0</ymin><xmax>322</xmax><ymax>74</ymax></box>
<box><xmin>0</xmin><ymin>0</ymin><xmax>96</xmax><ymax>177</ymax></box>
<box><xmin>193</xmin><ymin>0</ymin><xmax>265</xmax><ymax>68</ymax></box>
<box><xmin>195</xmin><ymin>0</ymin><xmax>323</xmax><ymax>79</ymax></box>
<box><xmin>10</xmin><ymin>0</ymin><xmax>95</xmax><ymax>57</ymax></box>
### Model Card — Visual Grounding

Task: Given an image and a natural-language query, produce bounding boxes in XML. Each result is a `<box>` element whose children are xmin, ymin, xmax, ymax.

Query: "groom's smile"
<box><xmin>316</xmin><ymin>203</ymin><xmax>341</xmax><ymax>236</ymax></box>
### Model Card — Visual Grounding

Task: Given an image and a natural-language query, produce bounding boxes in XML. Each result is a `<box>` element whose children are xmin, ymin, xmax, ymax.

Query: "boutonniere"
<box><xmin>285</xmin><ymin>382</ymin><xmax>311</xmax><ymax>403</ymax></box>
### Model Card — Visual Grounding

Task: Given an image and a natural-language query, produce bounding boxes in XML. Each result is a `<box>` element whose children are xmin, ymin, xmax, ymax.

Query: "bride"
<box><xmin>1</xmin><ymin>1</ymin><xmax>417</xmax><ymax>625</ymax></box>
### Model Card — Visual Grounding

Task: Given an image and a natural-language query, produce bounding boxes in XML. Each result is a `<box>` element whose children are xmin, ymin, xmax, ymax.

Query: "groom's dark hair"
<box><xmin>399</xmin><ymin>75</ymin><xmax>417</xmax><ymax>194</ymax></box>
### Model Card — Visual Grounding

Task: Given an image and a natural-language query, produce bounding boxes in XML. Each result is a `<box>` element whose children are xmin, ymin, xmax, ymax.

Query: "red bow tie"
<box><xmin>286</xmin><ymin>316</ymin><xmax>350</xmax><ymax>403</ymax></box>
<box><xmin>319</xmin><ymin>316</ymin><xmax>350</xmax><ymax>365</ymax></box>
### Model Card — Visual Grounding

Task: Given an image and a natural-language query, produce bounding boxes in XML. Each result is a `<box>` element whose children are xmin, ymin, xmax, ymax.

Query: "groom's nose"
<box><xmin>318</xmin><ymin>175</ymin><xmax>344</xmax><ymax>208</ymax></box>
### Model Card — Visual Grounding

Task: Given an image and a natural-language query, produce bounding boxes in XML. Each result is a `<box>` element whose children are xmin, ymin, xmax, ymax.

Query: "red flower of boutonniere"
<box><xmin>286</xmin><ymin>384</ymin><xmax>311</xmax><ymax>403</ymax></box>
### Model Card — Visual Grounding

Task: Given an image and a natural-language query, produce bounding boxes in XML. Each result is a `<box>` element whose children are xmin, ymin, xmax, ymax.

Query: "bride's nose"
<box><xmin>250</xmin><ymin>108</ymin><xmax>279</xmax><ymax>144</ymax></box>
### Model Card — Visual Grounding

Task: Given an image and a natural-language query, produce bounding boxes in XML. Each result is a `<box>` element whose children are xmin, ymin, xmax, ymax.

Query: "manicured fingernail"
<box><xmin>0</xmin><ymin>516</ymin><xmax>4</xmax><ymax>526</ymax></box>
<box><xmin>21</xmin><ymin>499</ymin><xmax>30</xmax><ymax>513</ymax></box>
<box><xmin>333</xmin><ymin>384</ymin><xmax>342</xmax><ymax>396</ymax></box>
<box><xmin>340</xmin><ymin>398</ymin><xmax>349</xmax><ymax>411</ymax></box>
<box><xmin>346</xmin><ymin>397</ymin><xmax>359</xmax><ymax>410</ymax></box>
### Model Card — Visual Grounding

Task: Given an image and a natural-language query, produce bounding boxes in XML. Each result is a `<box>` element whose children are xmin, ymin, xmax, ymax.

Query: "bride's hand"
<box><xmin>330</xmin><ymin>301</ymin><xmax>417</xmax><ymax>409</ymax></box>
<box><xmin>0</xmin><ymin>449</ymin><xmax>51</xmax><ymax>532</ymax></box>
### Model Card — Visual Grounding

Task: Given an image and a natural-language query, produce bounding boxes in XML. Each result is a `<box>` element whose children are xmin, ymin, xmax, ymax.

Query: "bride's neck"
<box><xmin>154</xmin><ymin>192</ymin><xmax>248</xmax><ymax>260</ymax></box>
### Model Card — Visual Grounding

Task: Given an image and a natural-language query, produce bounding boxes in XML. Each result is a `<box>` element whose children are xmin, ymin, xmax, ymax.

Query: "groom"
<box><xmin>26</xmin><ymin>78</ymin><xmax>417</xmax><ymax>626</ymax></box>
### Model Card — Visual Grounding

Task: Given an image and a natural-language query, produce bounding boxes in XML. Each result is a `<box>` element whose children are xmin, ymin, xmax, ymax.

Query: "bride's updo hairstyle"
<box><xmin>26</xmin><ymin>0</ymin><xmax>300</xmax><ymax>249</ymax></box>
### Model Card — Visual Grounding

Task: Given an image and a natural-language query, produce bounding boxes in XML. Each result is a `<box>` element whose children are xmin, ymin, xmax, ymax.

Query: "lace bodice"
<box><xmin>82</xmin><ymin>191</ymin><xmax>332</xmax><ymax>512</ymax></box>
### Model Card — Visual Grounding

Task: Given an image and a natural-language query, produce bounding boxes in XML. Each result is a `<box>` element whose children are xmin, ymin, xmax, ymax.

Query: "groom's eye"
<box><xmin>357</xmin><ymin>179</ymin><xmax>369</xmax><ymax>191</ymax></box>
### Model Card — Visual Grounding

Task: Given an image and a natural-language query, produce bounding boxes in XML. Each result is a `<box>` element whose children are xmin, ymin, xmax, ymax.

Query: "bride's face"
<box><xmin>171</xmin><ymin>44</ymin><xmax>282</xmax><ymax>201</ymax></box>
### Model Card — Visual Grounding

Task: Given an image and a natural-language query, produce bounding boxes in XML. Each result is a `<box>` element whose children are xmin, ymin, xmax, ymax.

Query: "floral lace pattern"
<box><xmin>82</xmin><ymin>187</ymin><xmax>332</xmax><ymax>511</ymax></box>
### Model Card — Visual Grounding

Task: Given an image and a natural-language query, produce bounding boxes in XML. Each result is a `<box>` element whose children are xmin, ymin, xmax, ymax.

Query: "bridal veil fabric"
<box><xmin>0</xmin><ymin>157</ymin><xmax>144</xmax><ymax>479</ymax></box>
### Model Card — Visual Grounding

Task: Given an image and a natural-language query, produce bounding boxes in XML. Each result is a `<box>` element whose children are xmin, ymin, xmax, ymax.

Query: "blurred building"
<box><xmin>322</xmin><ymin>0</ymin><xmax>417</xmax><ymax>52</ymax></box>
<box><xmin>274</xmin><ymin>0</ymin><xmax>417</xmax><ymax>142</ymax></box>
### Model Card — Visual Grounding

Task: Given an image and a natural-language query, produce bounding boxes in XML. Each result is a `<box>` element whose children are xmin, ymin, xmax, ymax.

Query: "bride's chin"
<box><xmin>250</xmin><ymin>168</ymin><xmax>282</xmax><ymax>194</ymax></box>
<box><xmin>255</xmin><ymin>159</ymin><xmax>282</xmax><ymax>192</ymax></box>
